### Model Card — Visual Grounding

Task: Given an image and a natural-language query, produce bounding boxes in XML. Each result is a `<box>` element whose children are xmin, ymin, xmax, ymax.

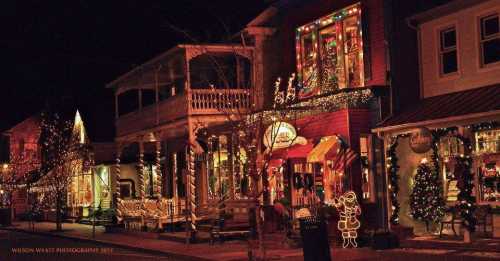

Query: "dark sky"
<box><xmin>0</xmin><ymin>0</ymin><xmax>269</xmax><ymax>141</ymax></box>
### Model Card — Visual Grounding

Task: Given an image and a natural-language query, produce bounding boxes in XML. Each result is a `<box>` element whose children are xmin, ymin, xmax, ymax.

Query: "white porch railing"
<box><xmin>189</xmin><ymin>89</ymin><xmax>251</xmax><ymax>113</ymax></box>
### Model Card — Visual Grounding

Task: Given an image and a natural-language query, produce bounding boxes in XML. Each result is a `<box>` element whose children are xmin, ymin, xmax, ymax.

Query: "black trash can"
<box><xmin>299</xmin><ymin>216</ymin><xmax>331</xmax><ymax>261</ymax></box>
<box><xmin>0</xmin><ymin>208</ymin><xmax>12</xmax><ymax>226</ymax></box>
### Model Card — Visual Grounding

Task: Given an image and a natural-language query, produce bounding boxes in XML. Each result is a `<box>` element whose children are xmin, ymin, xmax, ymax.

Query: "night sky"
<box><xmin>0</xmin><ymin>0</ymin><xmax>269</xmax><ymax>141</ymax></box>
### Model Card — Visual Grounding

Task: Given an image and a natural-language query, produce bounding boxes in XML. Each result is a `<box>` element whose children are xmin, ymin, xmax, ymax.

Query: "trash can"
<box><xmin>0</xmin><ymin>208</ymin><xmax>12</xmax><ymax>226</ymax></box>
<box><xmin>299</xmin><ymin>216</ymin><xmax>331</xmax><ymax>261</ymax></box>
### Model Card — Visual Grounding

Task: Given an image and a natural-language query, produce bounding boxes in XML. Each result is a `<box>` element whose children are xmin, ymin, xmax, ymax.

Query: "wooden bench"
<box><xmin>117</xmin><ymin>199</ymin><xmax>144</xmax><ymax>230</ymax></box>
<box><xmin>439</xmin><ymin>205</ymin><xmax>492</xmax><ymax>237</ymax></box>
<box><xmin>143</xmin><ymin>199</ymin><xmax>169</xmax><ymax>231</ymax></box>
<box><xmin>209</xmin><ymin>199</ymin><xmax>255</xmax><ymax>244</ymax></box>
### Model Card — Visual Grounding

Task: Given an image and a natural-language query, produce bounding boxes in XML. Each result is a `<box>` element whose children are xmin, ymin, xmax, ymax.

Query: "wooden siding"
<box><xmin>419</xmin><ymin>0</ymin><xmax>500</xmax><ymax>98</ymax></box>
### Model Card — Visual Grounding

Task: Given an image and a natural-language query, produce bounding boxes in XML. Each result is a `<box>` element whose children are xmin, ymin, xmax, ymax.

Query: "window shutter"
<box><xmin>361</xmin><ymin>9</ymin><xmax>372</xmax><ymax>82</ymax></box>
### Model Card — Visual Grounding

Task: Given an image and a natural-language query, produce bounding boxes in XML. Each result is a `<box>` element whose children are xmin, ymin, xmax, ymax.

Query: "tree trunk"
<box><xmin>464</xmin><ymin>229</ymin><xmax>472</xmax><ymax>243</ymax></box>
<box><xmin>56</xmin><ymin>193</ymin><xmax>62</xmax><ymax>231</ymax></box>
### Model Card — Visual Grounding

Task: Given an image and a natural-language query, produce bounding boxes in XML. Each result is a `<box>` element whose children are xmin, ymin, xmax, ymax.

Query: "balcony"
<box><xmin>115</xmin><ymin>88</ymin><xmax>251</xmax><ymax>137</ymax></box>
<box><xmin>109</xmin><ymin>44</ymin><xmax>254</xmax><ymax>138</ymax></box>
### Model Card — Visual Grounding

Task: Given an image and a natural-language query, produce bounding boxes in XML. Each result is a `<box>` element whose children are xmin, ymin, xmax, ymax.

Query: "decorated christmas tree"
<box><xmin>409</xmin><ymin>162</ymin><xmax>446</xmax><ymax>230</ymax></box>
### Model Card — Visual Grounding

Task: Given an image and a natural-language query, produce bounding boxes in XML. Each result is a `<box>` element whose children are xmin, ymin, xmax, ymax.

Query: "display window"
<box><xmin>474</xmin><ymin>129</ymin><xmax>500</xmax><ymax>204</ymax></box>
<box><xmin>296</xmin><ymin>3</ymin><xmax>364</xmax><ymax>98</ymax></box>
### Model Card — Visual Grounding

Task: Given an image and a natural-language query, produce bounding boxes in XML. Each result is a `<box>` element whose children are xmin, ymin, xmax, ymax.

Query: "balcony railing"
<box><xmin>189</xmin><ymin>88</ymin><xmax>251</xmax><ymax>114</ymax></box>
<box><xmin>116</xmin><ymin>88</ymin><xmax>251</xmax><ymax>137</ymax></box>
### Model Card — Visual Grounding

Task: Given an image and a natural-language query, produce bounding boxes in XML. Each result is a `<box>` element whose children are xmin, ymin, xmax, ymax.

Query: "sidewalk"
<box><xmin>2</xmin><ymin>221</ymin><xmax>304</xmax><ymax>261</ymax></box>
<box><xmin>4</xmin><ymin>222</ymin><xmax>500</xmax><ymax>260</ymax></box>
<box><xmin>401</xmin><ymin>235</ymin><xmax>500</xmax><ymax>252</ymax></box>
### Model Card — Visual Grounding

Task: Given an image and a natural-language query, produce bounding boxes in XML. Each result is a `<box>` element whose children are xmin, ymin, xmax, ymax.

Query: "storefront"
<box><xmin>264</xmin><ymin>119</ymin><xmax>363</xmax><ymax>219</ymax></box>
<box><xmin>373</xmin><ymin>87</ymin><xmax>500</xmax><ymax>237</ymax></box>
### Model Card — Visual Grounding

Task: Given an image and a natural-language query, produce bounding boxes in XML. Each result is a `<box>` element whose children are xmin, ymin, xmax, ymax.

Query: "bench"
<box><xmin>143</xmin><ymin>199</ymin><xmax>170</xmax><ymax>231</ymax></box>
<box><xmin>209</xmin><ymin>199</ymin><xmax>255</xmax><ymax>244</ymax></box>
<box><xmin>439</xmin><ymin>205</ymin><xmax>492</xmax><ymax>237</ymax></box>
<box><xmin>117</xmin><ymin>199</ymin><xmax>144</xmax><ymax>230</ymax></box>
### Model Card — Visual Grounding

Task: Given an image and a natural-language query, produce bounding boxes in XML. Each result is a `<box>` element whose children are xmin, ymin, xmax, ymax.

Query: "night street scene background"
<box><xmin>1</xmin><ymin>0</ymin><xmax>500</xmax><ymax>261</ymax></box>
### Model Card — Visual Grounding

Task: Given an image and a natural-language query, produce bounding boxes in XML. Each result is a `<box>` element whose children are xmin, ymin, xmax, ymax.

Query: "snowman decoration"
<box><xmin>328</xmin><ymin>191</ymin><xmax>361</xmax><ymax>248</ymax></box>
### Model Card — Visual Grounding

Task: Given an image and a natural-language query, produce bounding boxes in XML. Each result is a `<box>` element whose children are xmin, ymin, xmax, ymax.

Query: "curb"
<box><xmin>0</xmin><ymin>226</ymin><xmax>214</xmax><ymax>261</ymax></box>
<box><xmin>400</xmin><ymin>240</ymin><xmax>500</xmax><ymax>253</ymax></box>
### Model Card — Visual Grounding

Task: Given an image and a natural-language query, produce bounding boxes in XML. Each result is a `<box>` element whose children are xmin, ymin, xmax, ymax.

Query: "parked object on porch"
<box><xmin>142</xmin><ymin>199</ymin><xmax>169</xmax><ymax>231</ymax></box>
<box><xmin>299</xmin><ymin>215</ymin><xmax>331</xmax><ymax>261</ymax></box>
<box><xmin>208</xmin><ymin>199</ymin><xmax>253</xmax><ymax>244</ymax></box>
<box><xmin>326</xmin><ymin>191</ymin><xmax>361</xmax><ymax>248</ymax></box>
<box><xmin>116</xmin><ymin>199</ymin><xmax>144</xmax><ymax>230</ymax></box>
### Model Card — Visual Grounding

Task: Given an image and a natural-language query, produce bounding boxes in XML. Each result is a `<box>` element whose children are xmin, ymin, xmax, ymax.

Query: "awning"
<box><xmin>307</xmin><ymin>136</ymin><xmax>341</xmax><ymax>163</ymax></box>
<box><xmin>373</xmin><ymin>84</ymin><xmax>500</xmax><ymax>133</ymax></box>
<box><xmin>269</xmin><ymin>143</ymin><xmax>314</xmax><ymax>160</ymax></box>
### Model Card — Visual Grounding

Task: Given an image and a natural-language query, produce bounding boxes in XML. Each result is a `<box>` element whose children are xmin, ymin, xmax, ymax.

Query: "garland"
<box><xmin>454</xmin><ymin>140</ymin><xmax>477</xmax><ymax>232</ymax></box>
<box><xmin>387</xmin><ymin>135</ymin><xmax>404</xmax><ymax>225</ymax></box>
<box><xmin>432</xmin><ymin>128</ymin><xmax>476</xmax><ymax>232</ymax></box>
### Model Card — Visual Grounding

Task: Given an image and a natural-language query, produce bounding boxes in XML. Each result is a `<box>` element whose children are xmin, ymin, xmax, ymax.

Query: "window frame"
<box><xmin>479</xmin><ymin>13</ymin><xmax>500</xmax><ymax>67</ymax></box>
<box><xmin>359</xmin><ymin>134</ymin><xmax>375</xmax><ymax>203</ymax></box>
<box><xmin>296</xmin><ymin>3</ymin><xmax>365</xmax><ymax>97</ymax></box>
<box><xmin>438</xmin><ymin>26</ymin><xmax>459</xmax><ymax>76</ymax></box>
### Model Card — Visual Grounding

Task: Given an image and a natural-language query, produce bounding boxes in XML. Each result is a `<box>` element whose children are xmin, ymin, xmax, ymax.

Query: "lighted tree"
<box><xmin>37</xmin><ymin>111</ymin><xmax>92</xmax><ymax>231</ymax></box>
<box><xmin>0</xmin><ymin>148</ymin><xmax>40</xmax><ymax>221</ymax></box>
<box><xmin>409</xmin><ymin>162</ymin><xmax>445</xmax><ymax>230</ymax></box>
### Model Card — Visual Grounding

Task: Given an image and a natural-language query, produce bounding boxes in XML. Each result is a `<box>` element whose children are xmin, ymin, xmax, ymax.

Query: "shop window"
<box><xmin>479</xmin><ymin>161</ymin><xmax>500</xmax><ymax>203</ymax></box>
<box><xmin>360</xmin><ymin>135</ymin><xmax>374</xmax><ymax>202</ymax></box>
<box><xmin>475</xmin><ymin>129</ymin><xmax>500</xmax><ymax>154</ymax></box>
<box><xmin>296</xmin><ymin>4</ymin><xmax>364</xmax><ymax>98</ymax></box>
<box><xmin>144</xmin><ymin>164</ymin><xmax>157</xmax><ymax>198</ymax></box>
<box><xmin>439</xmin><ymin>136</ymin><xmax>464</xmax><ymax>158</ymax></box>
<box><xmin>208</xmin><ymin>135</ymin><xmax>232</xmax><ymax>199</ymax></box>
<box><xmin>480</xmin><ymin>14</ymin><xmax>500</xmax><ymax>66</ymax></box>
<box><xmin>439</xmin><ymin>27</ymin><xmax>458</xmax><ymax>75</ymax></box>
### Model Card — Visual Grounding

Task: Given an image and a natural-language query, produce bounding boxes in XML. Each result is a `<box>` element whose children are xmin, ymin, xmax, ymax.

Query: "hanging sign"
<box><xmin>263</xmin><ymin>122</ymin><xmax>306</xmax><ymax>150</ymax></box>
<box><xmin>409</xmin><ymin>127</ymin><xmax>433</xmax><ymax>154</ymax></box>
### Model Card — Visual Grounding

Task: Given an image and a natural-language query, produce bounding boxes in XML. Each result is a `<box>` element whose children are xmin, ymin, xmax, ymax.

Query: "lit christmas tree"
<box><xmin>409</xmin><ymin>161</ymin><xmax>446</xmax><ymax>230</ymax></box>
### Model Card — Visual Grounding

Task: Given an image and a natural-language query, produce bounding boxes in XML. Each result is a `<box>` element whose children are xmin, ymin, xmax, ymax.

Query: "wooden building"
<box><xmin>373</xmin><ymin>0</ymin><xmax>500</xmax><ymax>237</ymax></box>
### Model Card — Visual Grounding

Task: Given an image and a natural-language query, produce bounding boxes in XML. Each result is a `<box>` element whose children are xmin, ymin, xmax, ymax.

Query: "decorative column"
<box><xmin>138</xmin><ymin>141</ymin><xmax>145</xmax><ymax>199</ymax></box>
<box><xmin>115</xmin><ymin>147</ymin><xmax>122</xmax><ymax>206</ymax></box>
<box><xmin>155</xmin><ymin>140</ymin><xmax>162</xmax><ymax>198</ymax></box>
<box><xmin>186</xmin><ymin>144</ymin><xmax>197</xmax><ymax>233</ymax></box>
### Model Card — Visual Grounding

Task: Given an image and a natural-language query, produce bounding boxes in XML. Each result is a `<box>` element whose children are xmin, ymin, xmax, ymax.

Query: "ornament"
<box><xmin>326</xmin><ymin>191</ymin><xmax>361</xmax><ymax>248</ymax></box>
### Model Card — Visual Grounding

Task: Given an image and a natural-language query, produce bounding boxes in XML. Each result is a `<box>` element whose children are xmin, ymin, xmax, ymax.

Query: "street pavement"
<box><xmin>2</xmin><ymin>222</ymin><xmax>500</xmax><ymax>261</ymax></box>
<box><xmin>0</xmin><ymin>230</ymin><xmax>175</xmax><ymax>261</ymax></box>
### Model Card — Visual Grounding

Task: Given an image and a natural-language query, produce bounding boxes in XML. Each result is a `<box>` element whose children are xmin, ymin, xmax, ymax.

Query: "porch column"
<box><xmin>114</xmin><ymin>147</ymin><xmax>122</xmax><ymax>207</ymax></box>
<box><xmin>228</xmin><ymin>134</ymin><xmax>235</xmax><ymax>199</ymax></box>
<box><xmin>138</xmin><ymin>141</ymin><xmax>145</xmax><ymax>199</ymax></box>
<box><xmin>186</xmin><ymin>144</ymin><xmax>197</xmax><ymax>232</ymax></box>
<box><xmin>155</xmin><ymin>140</ymin><xmax>162</xmax><ymax>198</ymax></box>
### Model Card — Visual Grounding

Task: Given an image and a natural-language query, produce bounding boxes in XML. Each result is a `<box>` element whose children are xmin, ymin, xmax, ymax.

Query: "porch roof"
<box><xmin>373</xmin><ymin>84</ymin><xmax>500</xmax><ymax>134</ymax></box>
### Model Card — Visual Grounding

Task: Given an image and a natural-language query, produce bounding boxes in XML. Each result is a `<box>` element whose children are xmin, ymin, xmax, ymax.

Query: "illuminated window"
<box><xmin>296</xmin><ymin>4</ymin><xmax>364</xmax><ymax>98</ymax></box>
<box><xmin>439</xmin><ymin>27</ymin><xmax>458</xmax><ymax>75</ymax></box>
<box><xmin>359</xmin><ymin>135</ymin><xmax>374</xmax><ymax>202</ymax></box>
<box><xmin>480</xmin><ymin>14</ymin><xmax>500</xmax><ymax>66</ymax></box>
